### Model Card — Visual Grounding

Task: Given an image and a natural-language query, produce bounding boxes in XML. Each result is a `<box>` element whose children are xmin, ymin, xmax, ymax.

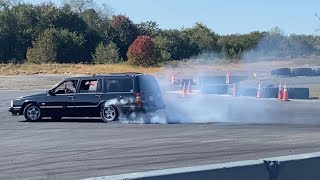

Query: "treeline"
<box><xmin>1</xmin><ymin>1</ymin><xmax>320</xmax><ymax>66</ymax></box>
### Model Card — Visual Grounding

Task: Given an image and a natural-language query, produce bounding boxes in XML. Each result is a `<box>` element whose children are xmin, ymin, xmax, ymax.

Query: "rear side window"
<box><xmin>138</xmin><ymin>75</ymin><xmax>161</xmax><ymax>94</ymax></box>
<box><xmin>106</xmin><ymin>78</ymin><xmax>134</xmax><ymax>92</ymax></box>
<box><xmin>79</xmin><ymin>79</ymin><xmax>102</xmax><ymax>93</ymax></box>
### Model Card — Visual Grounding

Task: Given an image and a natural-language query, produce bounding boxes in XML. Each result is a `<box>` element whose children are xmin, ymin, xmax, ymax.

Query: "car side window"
<box><xmin>54</xmin><ymin>80</ymin><xmax>78</xmax><ymax>95</ymax></box>
<box><xmin>79</xmin><ymin>79</ymin><xmax>102</xmax><ymax>93</ymax></box>
<box><xmin>106</xmin><ymin>79</ymin><xmax>133</xmax><ymax>93</ymax></box>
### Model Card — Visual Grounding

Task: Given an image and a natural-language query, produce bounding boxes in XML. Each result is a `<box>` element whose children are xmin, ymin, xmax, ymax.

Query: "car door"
<box><xmin>73</xmin><ymin>78</ymin><xmax>103</xmax><ymax>117</ymax></box>
<box><xmin>45</xmin><ymin>80</ymin><xmax>78</xmax><ymax>117</ymax></box>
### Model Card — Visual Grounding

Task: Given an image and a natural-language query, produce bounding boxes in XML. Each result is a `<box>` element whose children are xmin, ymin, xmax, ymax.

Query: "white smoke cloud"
<box><xmin>103</xmin><ymin>98</ymin><xmax>167</xmax><ymax>124</ymax></box>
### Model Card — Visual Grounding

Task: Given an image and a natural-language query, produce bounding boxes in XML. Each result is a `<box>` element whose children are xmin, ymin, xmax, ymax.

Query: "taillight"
<box><xmin>136</xmin><ymin>92</ymin><xmax>142</xmax><ymax>106</ymax></box>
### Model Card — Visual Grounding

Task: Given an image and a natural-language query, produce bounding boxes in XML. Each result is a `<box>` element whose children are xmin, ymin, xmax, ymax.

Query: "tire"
<box><xmin>291</xmin><ymin>68</ymin><xmax>313</xmax><ymax>77</ymax></box>
<box><xmin>23</xmin><ymin>104</ymin><xmax>42</xmax><ymax>121</ymax></box>
<box><xmin>270</xmin><ymin>68</ymin><xmax>292</xmax><ymax>76</ymax></box>
<box><xmin>100</xmin><ymin>105</ymin><xmax>119</xmax><ymax>123</ymax></box>
<box><xmin>51</xmin><ymin>116</ymin><xmax>62</xmax><ymax>120</ymax></box>
<box><xmin>288</xmin><ymin>88</ymin><xmax>309</xmax><ymax>99</ymax></box>
<box><xmin>201</xmin><ymin>84</ymin><xmax>228</xmax><ymax>94</ymax></box>
<box><xmin>198</xmin><ymin>76</ymin><xmax>226</xmax><ymax>85</ymax></box>
<box><xmin>262</xmin><ymin>87</ymin><xmax>278</xmax><ymax>98</ymax></box>
<box><xmin>313</xmin><ymin>68</ymin><xmax>320</xmax><ymax>76</ymax></box>
<box><xmin>237</xmin><ymin>87</ymin><xmax>258</xmax><ymax>97</ymax></box>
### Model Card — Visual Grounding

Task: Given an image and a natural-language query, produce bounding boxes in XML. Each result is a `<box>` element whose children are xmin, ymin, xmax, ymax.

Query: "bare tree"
<box><xmin>65</xmin><ymin>0</ymin><xmax>94</xmax><ymax>13</ymax></box>
<box><xmin>0</xmin><ymin>0</ymin><xmax>22</xmax><ymax>9</ymax></box>
<box><xmin>315</xmin><ymin>13</ymin><xmax>320</xmax><ymax>32</ymax></box>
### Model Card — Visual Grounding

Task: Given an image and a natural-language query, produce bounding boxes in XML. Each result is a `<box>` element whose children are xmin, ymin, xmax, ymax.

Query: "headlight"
<box><xmin>10</xmin><ymin>100</ymin><xmax>13</xmax><ymax>107</ymax></box>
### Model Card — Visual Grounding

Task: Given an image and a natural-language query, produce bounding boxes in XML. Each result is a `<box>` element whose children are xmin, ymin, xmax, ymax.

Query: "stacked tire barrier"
<box><xmin>201</xmin><ymin>84</ymin><xmax>229</xmax><ymax>94</ymax></box>
<box><xmin>262</xmin><ymin>87</ymin><xmax>279</xmax><ymax>98</ymax></box>
<box><xmin>83</xmin><ymin>152</ymin><xmax>320</xmax><ymax>180</ymax></box>
<box><xmin>237</xmin><ymin>87</ymin><xmax>258</xmax><ymax>97</ymax></box>
<box><xmin>198</xmin><ymin>76</ymin><xmax>226</xmax><ymax>84</ymax></box>
<box><xmin>170</xmin><ymin>72</ymin><xmax>312</xmax><ymax>99</ymax></box>
<box><xmin>291</xmin><ymin>68</ymin><xmax>314</xmax><ymax>76</ymax></box>
<box><xmin>180</xmin><ymin>79</ymin><xmax>196</xmax><ymax>85</ymax></box>
<box><xmin>288</xmin><ymin>88</ymin><xmax>309</xmax><ymax>99</ymax></box>
<box><xmin>313</xmin><ymin>68</ymin><xmax>320</xmax><ymax>76</ymax></box>
<box><xmin>235</xmin><ymin>86</ymin><xmax>309</xmax><ymax>99</ymax></box>
<box><xmin>271</xmin><ymin>68</ymin><xmax>292</xmax><ymax>76</ymax></box>
<box><xmin>198</xmin><ymin>76</ymin><xmax>248</xmax><ymax>95</ymax></box>
<box><xmin>270</xmin><ymin>67</ymin><xmax>320</xmax><ymax>77</ymax></box>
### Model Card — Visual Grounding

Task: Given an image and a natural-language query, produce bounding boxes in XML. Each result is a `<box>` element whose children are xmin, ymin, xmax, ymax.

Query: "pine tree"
<box><xmin>92</xmin><ymin>41</ymin><xmax>121</xmax><ymax>64</ymax></box>
<box><xmin>26</xmin><ymin>29</ymin><xmax>58</xmax><ymax>64</ymax></box>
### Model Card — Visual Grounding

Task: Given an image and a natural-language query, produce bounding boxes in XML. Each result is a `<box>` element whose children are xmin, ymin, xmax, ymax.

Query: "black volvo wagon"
<box><xmin>8</xmin><ymin>73</ymin><xmax>166</xmax><ymax>123</ymax></box>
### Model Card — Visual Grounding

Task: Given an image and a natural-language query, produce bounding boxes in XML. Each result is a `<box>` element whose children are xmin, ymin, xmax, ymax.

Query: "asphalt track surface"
<box><xmin>2</xmin><ymin>90</ymin><xmax>320</xmax><ymax>180</ymax></box>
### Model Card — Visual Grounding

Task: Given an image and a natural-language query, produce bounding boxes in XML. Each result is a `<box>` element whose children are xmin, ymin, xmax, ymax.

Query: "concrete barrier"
<box><xmin>264</xmin><ymin>152</ymin><xmax>320</xmax><ymax>180</ymax></box>
<box><xmin>83</xmin><ymin>152</ymin><xmax>320</xmax><ymax>180</ymax></box>
<box><xmin>82</xmin><ymin>160</ymin><xmax>270</xmax><ymax>180</ymax></box>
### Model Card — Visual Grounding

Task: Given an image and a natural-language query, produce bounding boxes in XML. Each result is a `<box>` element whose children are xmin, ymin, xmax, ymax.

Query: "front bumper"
<box><xmin>8</xmin><ymin>106</ymin><xmax>21</xmax><ymax>115</ymax></box>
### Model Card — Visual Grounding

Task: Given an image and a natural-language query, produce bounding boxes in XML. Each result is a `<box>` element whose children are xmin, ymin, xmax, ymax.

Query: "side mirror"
<box><xmin>48</xmin><ymin>90</ymin><xmax>55</xmax><ymax>96</ymax></box>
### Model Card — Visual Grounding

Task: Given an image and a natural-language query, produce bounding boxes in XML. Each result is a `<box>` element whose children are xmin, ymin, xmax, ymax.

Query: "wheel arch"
<box><xmin>98</xmin><ymin>101</ymin><xmax>121</xmax><ymax>112</ymax></box>
<box><xmin>21</xmin><ymin>101</ymin><xmax>40</xmax><ymax>114</ymax></box>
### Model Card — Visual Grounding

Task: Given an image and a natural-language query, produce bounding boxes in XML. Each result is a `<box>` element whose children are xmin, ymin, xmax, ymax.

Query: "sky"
<box><xmin>24</xmin><ymin>0</ymin><xmax>320</xmax><ymax>35</ymax></box>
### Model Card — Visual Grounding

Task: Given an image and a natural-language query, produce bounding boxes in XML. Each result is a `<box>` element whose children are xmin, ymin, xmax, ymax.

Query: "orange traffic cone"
<box><xmin>226</xmin><ymin>72</ymin><xmax>231</xmax><ymax>84</ymax></box>
<box><xmin>182</xmin><ymin>82</ymin><xmax>187</xmax><ymax>97</ymax></box>
<box><xmin>277</xmin><ymin>83</ymin><xmax>283</xmax><ymax>100</ymax></box>
<box><xmin>282</xmin><ymin>84</ymin><xmax>289</xmax><ymax>101</ymax></box>
<box><xmin>171</xmin><ymin>74</ymin><xmax>177</xmax><ymax>85</ymax></box>
<box><xmin>188</xmin><ymin>80</ymin><xmax>192</xmax><ymax>93</ymax></box>
<box><xmin>232</xmin><ymin>83</ymin><xmax>237</xmax><ymax>97</ymax></box>
<box><xmin>257</xmin><ymin>83</ymin><xmax>262</xmax><ymax>98</ymax></box>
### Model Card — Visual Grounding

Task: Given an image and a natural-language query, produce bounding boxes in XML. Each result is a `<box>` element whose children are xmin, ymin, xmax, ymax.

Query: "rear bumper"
<box><xmin>8</xmin><ymin>107</ymin><xmax>21</xmax><ymax>115</ymax></box>
<box><xmin>120</xmin><ymin>105</ymin><xmax>165</xmax><ymax>114</ymax></box>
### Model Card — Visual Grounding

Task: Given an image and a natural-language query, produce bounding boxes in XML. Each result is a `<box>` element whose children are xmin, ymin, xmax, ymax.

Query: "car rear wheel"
<box><xmin>101</xmin><ymin>105</ymin><xmax>118</xmax><ymax>122</ymax></box>
<box><xmin>24</xmin><ymin>104</ymin><xmax>42</xmax><ymax>121</ymax></box>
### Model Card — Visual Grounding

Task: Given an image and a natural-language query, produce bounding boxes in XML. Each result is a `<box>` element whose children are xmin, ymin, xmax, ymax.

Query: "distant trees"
<box><xmin>0</xmin><ymin>1</ymin><xmax>320</xmax><ymax>65</ymax></box>
<box><xmin>26</xmin><ymin>28</ymin><xmax>85</xmax><ymax>63</ymax></box>
<box><xmin>111</xmin><ymin>15</ymin><xmax>139</xmax><ymax>60</ymax></box>
<box><xmin>183</xmin><ymin>22</ymin><xmax>219</xmax><ymax>53</ymax></box>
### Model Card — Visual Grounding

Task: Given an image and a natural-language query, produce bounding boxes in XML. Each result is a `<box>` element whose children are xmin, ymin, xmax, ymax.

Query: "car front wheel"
<box><xmin>100</xmin><ymin>105</ymin><xmax>118</xmax><ymax>123</ymax></box>
<box><xmin>24</xmin><ymin>104</ymin><xmax>42</xmax><ymax>121</ymax></box>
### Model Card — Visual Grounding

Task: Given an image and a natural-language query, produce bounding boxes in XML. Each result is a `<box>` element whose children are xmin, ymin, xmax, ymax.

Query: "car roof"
<box><xmin>64</xmin><ymin>73</ymin><xmax>145</xmax><ymax>81</ymax></box>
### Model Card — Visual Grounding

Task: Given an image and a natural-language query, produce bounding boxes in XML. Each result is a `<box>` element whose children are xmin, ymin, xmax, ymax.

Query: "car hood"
<box><xmin>17</xmin><ymin>92</ymin><xmax>47</xmax><ymax>100</ymax></box>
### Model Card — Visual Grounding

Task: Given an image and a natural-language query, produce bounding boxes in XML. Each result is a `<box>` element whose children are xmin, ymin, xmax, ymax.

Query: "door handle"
<box><xmin>95</xmin><ymin>95</ymin><xmax>102</xmax><ymax>98</ymax></box>
<box><xmin>67</xmin><ymin>95</ymin><xmax>74</xmax><ymax>100</ymax></box>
